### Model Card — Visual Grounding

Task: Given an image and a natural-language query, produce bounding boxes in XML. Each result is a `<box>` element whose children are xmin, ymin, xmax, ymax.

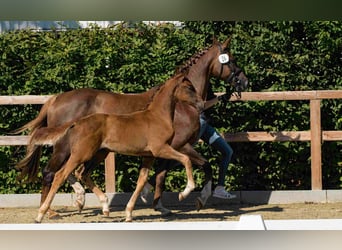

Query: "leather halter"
<box><xmin>217</xmin><ymin>43</ymin><xmax>244</xmax><ymax>97</ymax></box>
<box><xmin>217</xmin><ymin>43</ymin><xmax>241</xmax><ymax>83</ymax></box>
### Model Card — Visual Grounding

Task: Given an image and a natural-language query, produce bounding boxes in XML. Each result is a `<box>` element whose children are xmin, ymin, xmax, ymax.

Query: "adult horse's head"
<box><xmin>210</xmin><ymin>37</ymin><xmax>249</xmax><ymax>95</ymax></box>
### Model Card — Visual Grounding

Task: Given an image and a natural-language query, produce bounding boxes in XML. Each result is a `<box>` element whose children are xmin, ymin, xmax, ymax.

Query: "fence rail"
<box><xmin>1</xmin><ymin>90</ymin><xmax>342</xmax><ymax>191</ymax></box>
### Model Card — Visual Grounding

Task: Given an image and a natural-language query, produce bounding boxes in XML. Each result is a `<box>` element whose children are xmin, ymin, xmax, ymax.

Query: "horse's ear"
<box><xmin>212</xmin><ymin>35</ymin><xmax>219</xmax><ymax>45</ymax></box>
<box><xmin>222</xmin><ymin>36</ymin><xmax>232</xmax><ymax>48</ymax></box>
<box><xmin>182</xmin><ymin>76</ymin><xmax>190</xmax><ymax>83</ymax></box>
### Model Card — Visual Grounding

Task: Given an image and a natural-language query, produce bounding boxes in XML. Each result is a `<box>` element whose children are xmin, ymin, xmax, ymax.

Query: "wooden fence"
<box><xmin>1</xmin><ymin>90</ymin><xmax>342</xmax><ymax>192</ymax></box>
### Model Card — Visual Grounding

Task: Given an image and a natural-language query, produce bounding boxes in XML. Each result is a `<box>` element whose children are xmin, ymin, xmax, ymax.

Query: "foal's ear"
<box><xmin>222</xmin><ymin>36</ymin><xmax>232</xmax><ymax>48</ymax></box>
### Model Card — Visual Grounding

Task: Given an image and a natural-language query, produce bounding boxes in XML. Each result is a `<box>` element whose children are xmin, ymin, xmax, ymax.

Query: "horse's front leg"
<box><xmin>152</xmin><ymin>167</ymin><xmax>172</xmax><ymax>216</ymax></box>
<box><xmin>196</xmin><ymin>162</ymin><xmax>213</xmax><ymax>211</ymax></box>
<box><xmin>125</xmin><ymin>157</ymin><xmax>154</xmax><ymax>222</ymax></box>
<box><xmin>179</xmin><ymin>144</ymin><xmax>213</xmax><ymax>210</ymax></box>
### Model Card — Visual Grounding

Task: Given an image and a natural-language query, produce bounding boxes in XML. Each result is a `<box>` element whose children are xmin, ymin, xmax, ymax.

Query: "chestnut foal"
<box><xmin>28</xmin><ymin>74</ymin><xmax>204</xmax><ymax>223</ymax></box>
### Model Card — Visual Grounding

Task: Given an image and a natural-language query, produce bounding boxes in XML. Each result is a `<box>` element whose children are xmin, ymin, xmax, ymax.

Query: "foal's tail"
<box><xmin>29</xmin><ymin>122</ymin><xmax>73</xmax><ymax>146</ymax></box>
<box><xmin>16</xmin><ymin>121</ymin><xmax>73</xmax><ymax>183</ymax></box>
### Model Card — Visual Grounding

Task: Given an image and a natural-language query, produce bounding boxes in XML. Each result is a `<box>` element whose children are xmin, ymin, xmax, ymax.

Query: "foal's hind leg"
<box><xmin>36</xmin><ymin>157</ymin><xmax>80</xmax><ymax>223</ymax></box>
<box><xmin>40</xmin><ymin>149</ymin><xmax>70</xmax><ymax>219</ymax></box>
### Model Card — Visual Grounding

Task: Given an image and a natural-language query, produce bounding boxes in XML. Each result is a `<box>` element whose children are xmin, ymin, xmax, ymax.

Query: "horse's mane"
<box><xmin>176</xmin><ymin>47</ymin><xmax>210</xmax><ymax>74</ymax></box>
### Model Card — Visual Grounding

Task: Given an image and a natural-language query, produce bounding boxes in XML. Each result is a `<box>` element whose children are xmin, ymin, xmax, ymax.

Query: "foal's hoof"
<box><xmin>48</xmin><ymin>213</ymin><xmax>61</xmax><ymax>220</ymax></box>
<box><xmin>47</xmin><ymin>210</ymin><xmax>61</xmax><ymax>219</ymax></box>
<box><xmin>34</xmin><ymin>219</ymin><xmax>41</xmax><ymax>224</ymax></box>
<box><xmin>102</xmin><ymin>211</ymin><xmax>110</xmax><ymax>217</ymax></box>
<box><xmin>125</xmin><ymin>217</ymin><xmax>133</xmax><ymax>222</ymax></box>
<box><xmin>179</xmin><ymin>193</ymin><xmax>185</xmax><ymax>201</ymax></box>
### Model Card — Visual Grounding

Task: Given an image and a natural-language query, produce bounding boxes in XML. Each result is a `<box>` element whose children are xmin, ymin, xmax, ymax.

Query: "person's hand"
<box><xmin>217</xmin><ymin>93</ymin><xmax>230</xmax><ymax>102</ymax></box>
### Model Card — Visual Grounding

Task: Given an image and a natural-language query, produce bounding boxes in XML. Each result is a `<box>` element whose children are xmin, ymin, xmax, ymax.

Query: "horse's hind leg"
<box><xmin>125</xmin><ymin>157</ymin><xmax>154</xmax><ymax>222</ymax></box>
<box><xmin>151</xmin><ymin>159</ymin><xmax>174</xmax><ymax>216</ymax></box>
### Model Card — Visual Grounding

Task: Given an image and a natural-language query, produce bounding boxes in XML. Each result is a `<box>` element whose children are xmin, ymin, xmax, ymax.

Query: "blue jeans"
<box><xmin>199</xmin><ymin>116</ymin><xmax>233</xmax><ymax>186</ymax></box>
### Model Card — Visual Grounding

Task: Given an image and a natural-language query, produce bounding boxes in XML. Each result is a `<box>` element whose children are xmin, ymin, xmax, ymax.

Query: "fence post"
<box><xmin>310</xmin><ymin>99</ymin><xmax>322</xmax><ymax>190</ymax></box>
<box><xmin>104</xmin><ymin>152</ymin><xmax>116</xmax><ymax>193</ymax></box>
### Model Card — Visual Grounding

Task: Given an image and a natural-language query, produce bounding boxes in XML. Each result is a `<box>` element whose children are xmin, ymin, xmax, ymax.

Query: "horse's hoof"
<box><xmin>34</xmin><ymin>220</ymin><xmax>41</xmax><ymax>224</ymax></box>
<box><xmin>178</xmin><ymin>193</ymin><xmax>184</xmax><ymax>201</ymax></box>
<box><xmin>195</xmin><ymin>197</ymin><xmax>204</xmax><ymax>211</ymax></box>
<box><xmin>103</xmin><ymin>211</ymin><xmax>110</xmax><ymax>217</ymax></box>
<box><xmin>160</xmin><ymin>210</ymin><xmax>173</xmax><ymax>217</ymax></box>
<box><xmin>74</xmin><ymin>201</ymin><xmax>84</xmax><ymax>213</ymax></box>
<box><xmin>154</xmin><ymin>206</ymin><xmax>173</xmax><ymax>217</ymax></box>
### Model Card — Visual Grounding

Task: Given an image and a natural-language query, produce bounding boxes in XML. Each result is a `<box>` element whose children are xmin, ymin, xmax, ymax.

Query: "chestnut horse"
<box><xmin>29</xmin><ymin>74</ymin><xmax>203</xmax><ymax>223</ymax></box>
<box><xmin>16</xmin><ymin>37</ymin><xmax>248</xmax><ymax>217</ymax></box>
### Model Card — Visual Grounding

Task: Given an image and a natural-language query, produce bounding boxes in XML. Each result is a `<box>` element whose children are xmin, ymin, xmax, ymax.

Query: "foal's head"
<box><xmin>174</xmin><ymin>77</ymin><xmax>204</xmax><ymax>112</ymax></box>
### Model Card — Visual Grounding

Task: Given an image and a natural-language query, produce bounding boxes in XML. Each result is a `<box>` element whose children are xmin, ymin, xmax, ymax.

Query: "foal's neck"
<box><xmin>147</xmin><ymin>80</ymin><xmax>179</xmax><ymax>121</ymax></box>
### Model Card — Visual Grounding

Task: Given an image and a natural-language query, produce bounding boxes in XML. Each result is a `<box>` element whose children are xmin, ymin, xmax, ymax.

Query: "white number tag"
<box><xmin>218</xmin><ymin>53</ymin><xmax>229</xmax><ymax>64</ymax></box>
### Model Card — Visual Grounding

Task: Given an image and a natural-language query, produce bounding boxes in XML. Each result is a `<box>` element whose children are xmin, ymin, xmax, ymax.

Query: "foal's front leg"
<box><xmin>156</xmin><ymin>145</ymin><xmax>195</xmax><ymax>201</ymax></box>
<box><xmin>125</xmin><ymin>157</ymin><xmax>154</xmax><ymax>222</ymax></box>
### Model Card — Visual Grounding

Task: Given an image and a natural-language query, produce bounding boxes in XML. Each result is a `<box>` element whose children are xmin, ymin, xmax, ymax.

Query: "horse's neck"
<box><xmin>186</xmin><ymin>50</ymin><xmax>215</xmax><ymax>100</ymax></box>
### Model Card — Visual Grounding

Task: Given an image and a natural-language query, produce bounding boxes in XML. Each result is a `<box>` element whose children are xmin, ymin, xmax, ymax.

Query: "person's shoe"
<box><xmin>212</xmin><ymin>186</ymin><xmax>236</xmax><ymax>199</ymax></box>
<box><xmin>140</xmin><ymin>182</ymin><xmax>152</xmax><ymax>204</ymax></box>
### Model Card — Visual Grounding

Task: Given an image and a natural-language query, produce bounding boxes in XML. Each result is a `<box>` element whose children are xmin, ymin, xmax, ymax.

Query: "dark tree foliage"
<box><xmin>0</xmin><ymin>21</ymin><xmax>341</xmax><ymax>193</ymax></box>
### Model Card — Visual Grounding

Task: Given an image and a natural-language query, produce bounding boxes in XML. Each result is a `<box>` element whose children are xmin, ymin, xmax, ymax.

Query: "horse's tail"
<box><xmin>16</xmin><ymin>145</ymin><xmax>42</xmax><ymax>183</ymax></box>
<box><xmin>16</xmin><ymin>122</ymin><xmax>73</xmax><ymax>183</ymax></box>
<box><xmin>14</xmin><ymin>95</ymin><xmax>57</xmax><ymax>182</ymax></box>
<box><xmin>11</xmin><ymin>95</ymin><xmax>57</xmax><ymax>135</ymax></box>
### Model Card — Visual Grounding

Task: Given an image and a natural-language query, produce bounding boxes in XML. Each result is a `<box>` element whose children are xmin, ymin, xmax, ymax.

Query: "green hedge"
<box><xmin>0</xmin><ymin>21</ymin><xmax>341</xmax><ymax>194</ymax></box>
